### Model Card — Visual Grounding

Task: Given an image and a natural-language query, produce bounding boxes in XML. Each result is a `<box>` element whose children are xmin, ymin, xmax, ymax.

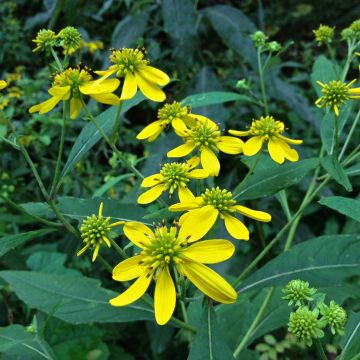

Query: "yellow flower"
<box><xmin>29</xmin><ymin>67</ymin><xmax>120</xmax><ymax>119</ymax></box>
<box><xmin>169</xmin><ymin>187</ymin><xmax>271</xmax><ymax>241</ymax></box>
<box><xmin>95</xmin><ymin>48</ymin><xmax>169</xmax><ymax>102</ymax></box>
<box><xmin>229</xmin><ymin>115</ymin><xmax>303</xmax><ymax>164</ymax></box>
<box><xmin>138</xmin><ymin>157</ymin><xmax>209</xmax><ymax>204</ymax></box>
<box><xmin>0</xmin><ymin>80</ymin><xmax>7</xmax><ymax>90</ymax></box>
<box><xmin>32</xmin><ymin>29</ymin><xmax>57</xmax><ymax>52</ymax></box>
<box><xmin>315</xmin><ymin>79</ymin><xmax>360</xmax><ymax>116</ymax></box>
<box><xmin>110</xmin><ymin>221</ymin><xmax>237</xmax><ymax>325</ymax></box>
<box><xmin>136</xmin><ymin>101</ymin><xmax>205</xmax><ymax>142</ymax></box>
<box><xmin>167</xmin><ymin>117</ymin><xmax>244</xmax><ymax>176</ymax></box>
<box><xmin>77</xmin><ymin>202</ymin><xmax>125</xmax><ymax>262</ymax></box>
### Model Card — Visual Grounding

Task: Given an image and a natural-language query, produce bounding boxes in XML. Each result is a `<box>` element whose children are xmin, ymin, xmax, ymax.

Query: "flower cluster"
<box><xmin>313</xmin><ymin>24</ymin><xmax>335</xmax><ymax>44</ymax></box>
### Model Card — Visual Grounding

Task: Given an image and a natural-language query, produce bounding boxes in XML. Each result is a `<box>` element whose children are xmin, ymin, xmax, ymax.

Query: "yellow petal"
<box><xmin>178</xmin><ymin>260</ymin><xmax>237</xmax><ymax>304</ymax></box>
<box><xmin>276</xmin><ymin>140</ymin><xmax>299</xmax><ymax>162</ymax></box>
<box><xmin>233</xmin><ymin>205</ymin><xmax>271</xmax><ymax>222</ymax></box>
<box><xmin>171</xmin><ymin>118</ymin><xmax>189</xmax><ymax>137</ymax></box>
<box><xmin>90</xmin><ymin>93</ymin><xmax>120</xmax><ymax>105</ymax></box>
<box><xmin>123</xmin><ymin>222</ymin><xmax>154</xmax><ymax>248</ymax></box>
<box><xmin>80</xmin><ymin>79</ymin><xmax>120</xmax><ymax>94</ymax></box>
<box><xmin>223</xmin><ymin>214</ymin><xmax>249</xmax><ymax>240</ymax></box>
<box><xmin>243</xmin><ymin>136</ymin><xmax>263</xmax><ymax>156</ymax></box>
<box><xmin>138</xmin><ymin>66</ymin><xmax>170</xmax><ymax>86</ymax></box>
<box><xmin>141</xmin><ymin>173</ymin><xmax>164</xmax><ymax>187</ymax></box>
<box><xmin>154</xmin><ymin>266</ymin><xmax>176</xmax><ymax>325</ymax></box>
<box><xmin>228</xmin><ymin>129</ymin><xmax>251</xmax><ymax>137</ymax></box>
<box><xmin>121</xmin><ymin>73</ymin><xmax>138</xmax><ymax>100</ymax></box>
<box><xmin>186</xmin><ymin>156</ymin><xmax>200</xmax><ymax>169</ymax></box>
<box><xmin>276</xmin><ymin>134</ymin><xmax>303</xmax><ymax>145</ymax></box>
<box><xmin>109</xmin><ymin>271</ymin><xmax>152</xmax><ymax>307</ymax></box>
<box><xmin>167</xmin><ymin>141</ymin><xmax>196</xmax><ymax>157</ymax></box>
<box><xmin>70</xmin><ymin>98</ymin><xmax>83</xmax><ymax>119</ymax></box>
<box><xmin>178</xmin><ymin>186</ymin><xmax>195</xmax><ymax>202</ymax></box>
<box><xmin>29</xmin><ymin>96</ymin><xmax>62</xmax><ymax>114</ymax></box>
<box><xmin>169</xmin><ymin>200</ymin><xmax>201</xmax><ymax>212</ymax></box>
<box><xmin>181</xmin><ymin>240</ymin><xmax>235</xmax><ymax>263</ymax></box>
<box><xmin>178</xmin><ymin>205</ymin><xmax>219</xmax><ymax>242</ymax></box>
<box><xmin>112</xmin><ymin>255</ymin><xmax>145</xmax><ymax>281</ymax></box>
<box><xmin>187</xmin><ymin>169</ymin><xmax>209</xmax><ymax>179</ymax></box>
<box><xmin>201</xmin><ymin>148</ymin><xmax>220</xmax><ymax>176</ymax></box>
<box><xmin>268</xmin><ymin>138</ymin><xmax>285</xmax><ymax>164</ymax></box>
<box><xmin>0</xmin><ymin>80</ymin><xmax>7</xmax><ymax>90</ymax></box>
<box><xmin>48</xmin><ymin>86</ymin><xmax>71</xmax><ymax>98</ymax></box>
<box><xmin>94</xmin><ymin>68</ymin><xmax>116</xmax><ymax>80</ymax></box>
<box><xmin>216</xmin><ymin>136</ymin><xmax>244</xmax><ymax>154</ymax></box>
<box><xmin>138</xmin><ymin>184</ymin><xmax>165</xmax><ymax>204</ymax></box>
<box><xmin>137</xmin><ymin>120</ymin><xmax>165</xmax><ymax>140</ymax></box>
<box><xmin>135</xmin><ymin>73</ymin><xmax>166</xmax><ymax>102</ymax></box>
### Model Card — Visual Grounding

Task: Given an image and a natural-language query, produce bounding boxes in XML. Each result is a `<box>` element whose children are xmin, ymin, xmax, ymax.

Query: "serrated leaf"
<box><xmin>0</xmin><ymin>229</ymin><xmax>55</xmax><ymax>257</ymax></box>
<box><xmin>319</xmin><ymin>197</ymin><xmax>360</xmax><ymax>223</ymax></box>
<box><xmin>321</xmin><ymin>155</ymin><xmax>352</xmax><ymax>191</ymax></box>
<box><xmin>238</xmin><ymin>234</ymin><xmax>360</xmax><ymax>293</ymax></box>
<box><xmin>0</xmin><ymin>271</ymin><xmax>154</xmax><ymax>324</ymax></box>
<box><xmin>188</xmin><ymin>303</ymin><xmax>234</xmax><ymax>360</ymax></box>
<box><xmin>339</xmin><ymin>312</ymin><xmax>360</xmax><ymax>360</ymax></box>
<box><xmin>233</xmin><ymin>158</ymin><xmax>319</xmax><ymax>200</ymax></box>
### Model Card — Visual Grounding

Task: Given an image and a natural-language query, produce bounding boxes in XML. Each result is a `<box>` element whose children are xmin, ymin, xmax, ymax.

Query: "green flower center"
<box><xmin>249</xmin><ymin>116</ymin><xmax>284</xmax><ymax>139</ymax></box>
<box><xmin>58</xmin><ymin>26</ymin><xmax>82</xmax><ymax>49</ymax></box>
<box><xmin>319</xmin><ymin>80</ymin><xmax>350</xmax><ymax>108</ymax></box>
<box><xmin>158</xmin><ymin>101</ymin><xmax>188</xmax><ymax>123</ymax></box>
<box><xmin>282</xmin><ymin>279</ymin><xmax>316</xmax><ymax>305</ymax></box>
<box><xmin>110</xmin><ymin>48</ymin><xmax>148</xmax><ymax>77</ymax></box>
<box><xmin>201</xmin><ymin>187</ymin><xmax>236</xmax><ymax>213</ymax></box>
<box><xmin>288</xmin><ymin>308</ymin><xmax>322</xmax><ymax>343</ymax></box>
<box><xmin>80</xmin><ymin>214</ymin><xmax>111</xmax><ymax>249</ymax></box>
<box><xmin>189</xmin><ymin>122</ymin><xmax>220</xmax><ymax>150</ymax></box>
<box><xmin>53</xmin><ymin>68</ymin><xmax>92</xmax><ymax>98</ymax></box>
<box><xmin>322</xmin><ymin>303</ymin><xmax>347</xmax><ymax>329</ymax></box>
<box><xmin>160</xmin><ymin>162</ymin><xmax>190</xmax><ymax>194</ymax></box>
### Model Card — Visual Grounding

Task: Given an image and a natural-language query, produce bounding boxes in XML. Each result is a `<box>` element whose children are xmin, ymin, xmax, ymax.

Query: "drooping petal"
<box><xmin>167</xmin><ymin>141</ymin><xmax>196</xmax><ymax>158</ymax></box>
<box><xmin>178</xmin><ymin>260</ymin><xmax>237</xmax><ymax>304</ymax></box>
<box><xmin>135</xmin><ymin>73</ymin><xmax>166</xmax><ymax>102</ymax></box>
<box><xmin>178</xmin><ymin>205</ymin><xmax>219</xmax><ymax>242</ymax></box>
<box><xmin>48</xmin><ymin>85</ymin><xmax>71</xmax><ymax>98</ymax></box>
<box><xmin>112</xmin><ymin>255</ymin><xmax>145</xmax><ymax>281</ymax></box>
<box><xmin>138</xmin><ymin>184</ymin><xmax>165</xmax><ymax>204</ymax></box>
<box><xmin>137</xmin><ymin>120</ymin><xmax>165</xmax><ymax>140</ymax></box>
<box><xmin>276</xmin><ymin>134</ymin><xmax>303</xmax><ymax>145</ymax></box>
<box><xmin>243</xmin><ymin>136</ymin><xmax>263</xmax><ymax>156</ymax></box>
<box><xmin>223</xmin><ymin>213</ymin><xmax>249</xmax><ymax>240</ymax></box>
<box><xmin>228</xmin><ymin>129</ymin><xmax>251</xmax><ymax>137</ymax></box>
<box><xmin>178</xmin><ymin>186</ymin><xmax>195</xmax><ymax>202</ymax></box>
<box><xmin>268</xmin><ymin>138</ymin><xmax>285</xmax><ymax>164</ymax></box>
<box><xmin>201</xmin><ymin>148</ymin><xmax>220</xmax><ymax>176</ymax></box>
<box><xmin>168</xmin><ymin>199</ymin><xmax>202</xmax><ymax>212</ymax></box>
<box><xmin>94</xmin><ymin>68</ymin><xmax>116</xmax><ymax>80</ymax></box>
<box><xmin>90</xmin><ymin>93</ymin><xmax>120</xmax><ymax>105</ymax></box>
<box><xmin>171</xmin><ymin>118</ymin><xmax>189</xmax><ymax>137</ymax></box>
<box><xmin>29</xmin><ymin>96</ymin><xmax>62</xmax><ymax>114</ymax></box>
<box><xmin>141</xmin><ymin>173</ymin><xmax>164</xmax><ymax>188</ymax></box>
<box><xmin>154</xmin><ymin>266</ymin><xmax>176</xmax><ymax>325</ymax></box>
<box><xmin>216</xmin><ymin>136</ymin><xmax>244</xmax><ymax>154</ymax></box>
<box><xmin>70</xmin><ymin>98</ymin><xmax>83</xmax><ymax>119</ymax></box>
<box><xmin>121</xmin><ymin>73</ymin><xmax>138</xmax><ymax>100</ymax></box>
<box><xmin>232</xmin><ymin>205</ymin><xmax>271</xmax><ymax>222</ymax></box>
<box><xmin>181</xmin><ymin>240</ymin><xmax>235</xmax><ymax>264</ymax></box>
<box><xmin>123</xmin><ymin>222</ymin><xmax>154</xmax><ymax>248</ymax></box>
<box><xmin>186</xmin><ymin>156</ymin><xmax>200</xmax><ymax>169</ymax></box>
<box><xmin>138</xmin><ymin>66</ymin><xmax>170</xmax><ymax>86</ymax></box>
<box><xmin>276</xmin><ymin>140</ymin><xmax>299</xmax><ymax>162</ymax></box>
<box><xmin>80</xmin><ymin>79</ymin><xmax>120</xmax><ymax>94</ymax></box>
<box><xmin>109</xmin><ymin>271</ymin><xmax>152</xmax><ymax>306</ymax></box>
<box><xmin>187</xmin><ymin>169</ymin><xmax>209</xmax><ymax>179</ymax></box>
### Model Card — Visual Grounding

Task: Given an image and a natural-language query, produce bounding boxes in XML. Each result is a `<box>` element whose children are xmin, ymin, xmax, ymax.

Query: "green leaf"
<box><xmin>61</xmin><ymin>93</ymin><xmax>145</xmax><ymax>180</ymax></box>
<box><xmin>188</xmin><ymin>303</ymin><xmax>234</xmax><ymax>360</ymax></box>
<box><xmin>319</xmin><ymin>197</ymin><xmax>360</xmax><ymax>223</ymax></box>
<box><xmin>0</xmin><ymin>324</ymin><xmax>54</xmax><ymax>359</ymax></box>
<box><xmin>238</xmin><ymin>234</ymin><xmax>360</xmax><ymax>293</ymax></box>
<box><xmin>321</xmin><ymin>155</ymin><xmax>352</xmax><ymax>191</ymax></box>
<box><xmin>0</xmin><ymin>229</ymin><xmax>55</xmax><ymax>257</ymax></box>
<box><xmin>181</xmin><ymin>91</ymin><xmax>256</xmax><ymax>108</ymax></box>
<box><xmin>92</xmin><ymin>174</ymin><xmax>133</xmax><ymax>198</ymax></box>
<box><xmin>339</xmin><ymin>312</ymin><xmax>360</xmax><ymax>360</ymax></box>
<box><xmin>233</xmin><ymin>158</ymin><xmax>319</xmax><ymax>200</ymax></box>
<box><xmin>0</xmin><ymin>271</ymin><xmax>154</xmax><ymax>324</ymax></box>
<box><xmin>346</xmin><ymin>162</ymin><xmax>360</xmax><ymax>177</ymax></box>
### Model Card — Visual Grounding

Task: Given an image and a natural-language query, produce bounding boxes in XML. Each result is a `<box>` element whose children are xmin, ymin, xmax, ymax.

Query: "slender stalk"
<box><xmin>233</xmin><ymin>287</ymin><xmax>275</xmax><ymax>358</ymax></box>
<box><xmin>314</xmin><ymin>339</ymin><xmax>328</xmax><ymax>360</ymax></box>
<box><xmin>339</xmin><ymin>109</ymin><xmax>360</xmax><ymax>161</ymax></box>
<box><xmin>109</xmin><ymin>237</ymin><xmax>128</xmax><ymax>259</ymax></box>
<box><xmin>50</xmin><ymin>101</ymin><xmax>68</xmax><ymax>197</ymax></box>
<box><xmin>110</xmin><ymin>101</ymin><xmax>124</xmax><ymax>145</ymax></box>
<box><xmin>50</xmin><ymin>47</ymin><xmax>63</xmax><ymax>72</ymax></box>
<box><xmin>257</xmin><ymin>48</ymin><xmax>269</xmax><ymax>115</ymax></box>
<box><xmin>340</xmin><ymin>40</ymin><xmax>354</xmax><ymax>82</ymax></box>
<box><xmin>333</xmin><ymin>114</ymin><xmax>339</xmax><ymax>156</ymax></box>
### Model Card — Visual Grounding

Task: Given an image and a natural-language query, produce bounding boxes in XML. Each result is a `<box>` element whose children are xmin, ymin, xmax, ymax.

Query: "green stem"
<box><xmin>233</xmin><ymin>287</ymin><xmax>275</xmax><ymax>358</ymax></box>
<box><xmin>277</xmin><ymin>189</ymin><xmax>292</xmax><ymax>221</ymax></box>
<box><xmin>110</xmin><ymin>101</ymin><xmax>124</xmax><ymax>145</ymax></box>
<box><xmin>257</xmin><ymin>48</ymin><xmax>269</xmax><ymax>115</ymax></box>
<box><xmin>50</xmin><ymin>101</ymin><xmax>68</xmax><ymax>198</ymax></box>
<box><xmin>333</xmin><ymin>114</ymin><xmax>339</xmax><ymax>156</ymax></box>
<box><xmin>339</xmin><ymin>108</ymin><xmax>360</xmax><ymax>161</ymax></box>
<box><xmin>314</xmin><ymin>339</ymin><xmax>328</xmax><ymax>360</ymax></box>
<box><xmin>340</xmin><ymin>40</ymin><xmax>356</xmax><ymax>82</ymax></box>
<box><xmin>50</xmin><ymin>47</ymin><xmax>63</xmax><ymax>72</ymax></box>
<box><xmin>108</xmin><ymin>237</ymin><xmax>128</xmax><ymax>259</ymax></box>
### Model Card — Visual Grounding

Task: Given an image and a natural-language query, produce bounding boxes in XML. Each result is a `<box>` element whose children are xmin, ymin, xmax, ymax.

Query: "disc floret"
<box><xmin>32</xmin><ymin>29</ymin><xmax>57</xmax><ymax>52</ymax></box>
<box><xmin>158</xmin><ymin>101</ymin><xmax>188</xmax><ymax>123</ymax></box>
<box><xmin>109</xmin><ymin>48</ymin><xmax>148</xmax><ymax>77</ymax></box>
<box><xmin>201</xmin><ymin>187</ymin><xmax>236</xmax><ymax>213</ymax></box>
<box><xmin>160</xmin><ymin>163</ymin><xmax>190</xmax><ymax>194</ymax></box>
<box><xmin>319</xmin><ymin>300</ymin><xmax>347</xmax><ymax>335</ymax></box>
<box><xmin>282</xmin><ymin>279</ymin><xmax>317</xmax><ymax>307</ymax></box>
<box><xmin>249</xmin><ymin>116</ymin><xmax>285</xmax><ymax>140</ymax></box>
<box><xmin>189</xmin><ymin>121</ymin><xmax>221</xmax><ymax>150</ymax></box>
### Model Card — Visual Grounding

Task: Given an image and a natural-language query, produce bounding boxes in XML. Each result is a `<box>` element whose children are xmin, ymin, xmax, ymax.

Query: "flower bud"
<box><xmin>251</xmin><ymin>31</ymin><xmax>268</xmax><ymax>48</ymax></box>
<box><xmin>319</xmin><ymin>301</ymin><xmax>347</xmax><ymax>335</ymax></box>
<box><xmin>313</xmin><ymin>24</ymin><xmax>335</xmax><ymax>44</ymax></box>
<box><xmin>282</xmin><ymin>279</ymin><xmax>317</xmax><ymax>306</ymax></box>
<box><xmin>32</xmin><ymin>29</ymin><xmax>57</xmax><ymax>52</ymax></box>
<box><xmin>58</xmin><ymin>26</ymin><xmax>82</xmax><ymax>51</ymax></box>
<box><xmin>266</xmin><ymin>41</ymin><xmax>282</xmax><ymax>52</ymax></box>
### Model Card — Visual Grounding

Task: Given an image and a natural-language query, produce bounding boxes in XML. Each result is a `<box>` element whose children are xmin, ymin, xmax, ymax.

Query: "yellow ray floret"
<box><xmin>169</xmin><ymin>187</ymin><xmax>271</xmax><ymax>241</ymax></box>
<box><xmin>29</xmin><ymin>67</ymin><xmax>120</xmax><ymax>119</ymax></box>
<box><xmin>229</xmin><ymin>115</ymin><xmax>303</xmax><ymax>164</ymax></box>
<box><xmin>0</xmin><ymin>80</ymin><xmax>8</xmax><ymax>90</ymax></box>
<box><xmin>95</xmin><ymin>48</ymin><xmax>169</xmax><ymax>102</ymax></box>
<box><xmin>167</xmin><ymin>117</ymin><xmax>244</xmax><ymax>176</ymax></box>
<box><xmin>110</xmin><ymin>221</ymin><xmax>237</xmax><ymax>325</ymax></box>
<box><xmin>138</xmin><ymin>157</ymin><xmax>209</xmax><ymax>204</ymax></box>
